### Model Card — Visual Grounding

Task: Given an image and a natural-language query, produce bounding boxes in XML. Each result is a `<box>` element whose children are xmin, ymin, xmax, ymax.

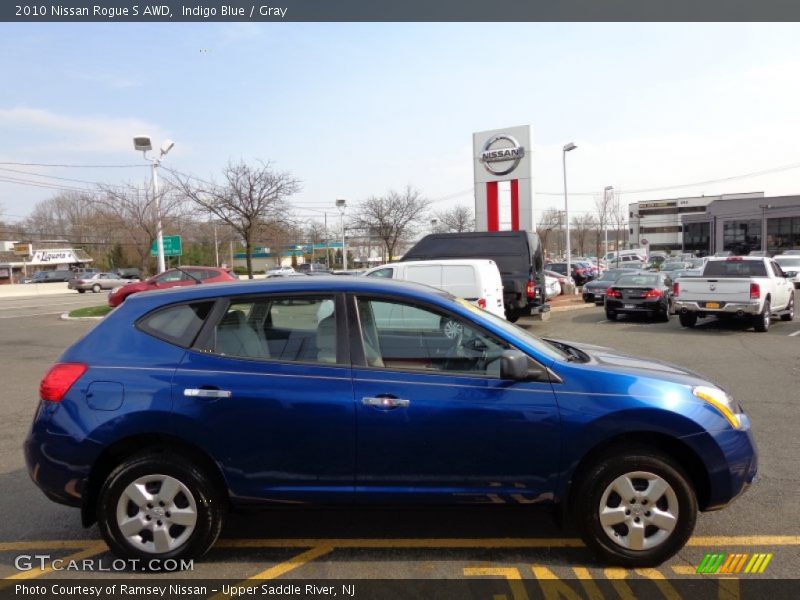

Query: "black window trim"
<box><xmin>347</xmin><ymin>292</ymin><xmax>552</xmax><ymax>382</ymax></box>
<box><xmin>191</xmin><ymin>291</ymin><xmax>350</xmax><ymax>367</ymax></box>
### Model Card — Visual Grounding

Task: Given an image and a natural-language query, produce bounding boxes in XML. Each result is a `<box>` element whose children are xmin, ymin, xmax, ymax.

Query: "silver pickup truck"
<box><xmin>672</xmin><ymin>256</ymin><xmax>795</xmax><ymax>332</ymax></box>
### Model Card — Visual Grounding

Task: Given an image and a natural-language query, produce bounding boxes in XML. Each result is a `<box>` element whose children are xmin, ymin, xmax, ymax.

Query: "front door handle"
<box><xmin>362</xmin><ymin>396</ymin><xmax>410</xmax><ymax>409</ymax></box>
<box><xmin>184</xmin><ymin>388</ymin><xmax>232</xmax><ymax>399</ymax></box>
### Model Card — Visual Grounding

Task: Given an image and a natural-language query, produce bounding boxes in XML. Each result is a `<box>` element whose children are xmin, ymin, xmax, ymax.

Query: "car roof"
<box><xmin>123</xmin><ymin>276</ymin><xmax>452</xmax><ymax>311</ymax></box>
<box><xmin>376</xmin><ymin>259</ymin><xmax>497</xmax><ymax>268</ymax></box>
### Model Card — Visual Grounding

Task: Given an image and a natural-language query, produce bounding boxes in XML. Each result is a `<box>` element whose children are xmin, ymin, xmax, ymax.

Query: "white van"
<box><xmin>364</xmin><ymin>259</ymin><xmax>506</xmax><ymax>319</ymax></box>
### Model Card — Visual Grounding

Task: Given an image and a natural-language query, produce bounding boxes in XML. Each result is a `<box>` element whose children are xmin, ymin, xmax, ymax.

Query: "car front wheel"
<box><xmin>574</xmin><ymin>448</ymin><xmax>697</xmax><ymax>567</ymax></box>
<box><xmin>97</xmin><ymin>453</ymin><xmax>224</xmax><ymax>563</ymax></box>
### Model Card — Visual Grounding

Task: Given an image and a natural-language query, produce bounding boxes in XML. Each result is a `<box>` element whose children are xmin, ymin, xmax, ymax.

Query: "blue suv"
<box><xmin>25</xmin><ymin>277</ymin><xmax>757</xmax><ymax>566</ymax></box>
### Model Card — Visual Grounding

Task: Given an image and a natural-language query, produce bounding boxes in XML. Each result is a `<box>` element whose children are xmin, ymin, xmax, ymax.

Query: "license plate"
<box><xmin>624</xmin><ymin>304</ymin><xmax>635</xmax><ymax>309</ymax></box>
<box><xmin>706</xmin><ymin>302</ymin><xmax>720</xmax><ymax>309</ymax></box>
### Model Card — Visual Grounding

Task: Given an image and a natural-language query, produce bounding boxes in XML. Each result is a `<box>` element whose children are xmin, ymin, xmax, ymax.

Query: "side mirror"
<box><xmin>500</xmin><ymin>349</ymin><xmax>549</xmax><ymax>382</ymax></box>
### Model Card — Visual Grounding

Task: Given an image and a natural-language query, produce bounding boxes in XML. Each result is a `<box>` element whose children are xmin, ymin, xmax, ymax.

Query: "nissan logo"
<box><xmin>479</xmin><ymin>134</ymin><xmax>525</xmax><ymax>176</ymax></box>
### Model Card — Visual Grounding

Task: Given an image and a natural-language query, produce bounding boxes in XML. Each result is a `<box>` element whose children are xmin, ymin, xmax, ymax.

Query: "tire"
<box><xmin>92</xmin><ymin>284</ymin><xmax>101</xmax><ymax>293</ymax></box>
<box><xmin>657</xmin><ymin>301</ymin><xmax>671</xmax><ymax>322</ymax></box>
<box><xmin>77</xmin><ymin>289</ymin><xmax>86</xmax><ymax>294</ymax></box>
<box><xmin>780</xmin><ymin>293</ymin><xmax>795</xmax><ymax>322</ymax></box>
<box><xmin>678</xmin><ymin>313</ymin><xmax>697</xmax><ymax>328</ymax></box>
<box><xmin>97</xmin><ymin>452</ymin><xmax>225</xmax><ymax>563</ymax></box>
<box><xmin>605</xmin><ymin>310</ymin><xmax>617</xmax><ymax>321</ymax></box>
<box><xmin>753</xmin><ymin>299</ymin><xmax>771</xmax><ymax>332</ymax></box>
<box><xmin>573</xmin><ymin>447</ymin><xmax>697</xmax><ymax>567</ymax></box>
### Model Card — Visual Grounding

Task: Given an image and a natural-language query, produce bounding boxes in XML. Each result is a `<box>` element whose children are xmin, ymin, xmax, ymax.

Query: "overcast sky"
<box><xmin>2</xmin><ymin>22</ymin><xmax>800</xmax><ymax>226</ymax></box>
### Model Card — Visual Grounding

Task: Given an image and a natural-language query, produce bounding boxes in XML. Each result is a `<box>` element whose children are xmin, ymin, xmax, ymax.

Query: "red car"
<box><xmin>107</xmin><ymin>266</ymin><xmax>237</xmax><ymax>307</ymax></box>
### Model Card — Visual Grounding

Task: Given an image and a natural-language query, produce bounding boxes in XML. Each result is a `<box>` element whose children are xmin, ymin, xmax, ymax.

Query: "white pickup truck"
<box><xmin>672</xmin><ymin>256</ymin><xmax>795</xmax><ymax>332</ymax></box>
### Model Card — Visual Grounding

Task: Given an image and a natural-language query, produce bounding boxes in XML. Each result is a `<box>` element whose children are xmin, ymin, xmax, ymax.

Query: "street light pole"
<box><xmin>562</xmin><ymin>142</ymin><xmax>577</xmax><ymax>281</ymax></box>
<box><xmin>133</xmin><ymin>136</ymin><xmax>174</xmax><ymax>275</ymax></box>
<box><xmin>336</xmin><ymin>199</ymin><xmax>347</xmax><ymax>270</ymax></box>
<box><xmin>603</xmin><ymin>186</ymin><xmax>613</xmax><ymax>259</ymax></box>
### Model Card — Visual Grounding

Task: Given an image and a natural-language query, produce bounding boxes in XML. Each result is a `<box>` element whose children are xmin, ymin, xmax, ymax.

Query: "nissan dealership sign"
<box><xmin>473</xmin><ymin>125</ymin><xmax>535</xmax><ymax>232</ymax></box>
<box><xmin>479</xmin><ymin>134</ymin><xmax>526</xmax><ymax>176</ymax></box>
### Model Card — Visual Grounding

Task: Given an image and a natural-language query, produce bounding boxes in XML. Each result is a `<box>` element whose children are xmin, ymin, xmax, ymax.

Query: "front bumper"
<box><xmin>673</xmin><ymin>300</ymin><xmax>761</xmax><ymax>315</ymax></box>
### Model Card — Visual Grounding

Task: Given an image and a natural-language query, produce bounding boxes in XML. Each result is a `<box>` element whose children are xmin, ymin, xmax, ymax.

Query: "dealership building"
<box><xmin>630</xmin><ymin>192</ymin><xmax>800</xmax><ymax>255</ymax></box>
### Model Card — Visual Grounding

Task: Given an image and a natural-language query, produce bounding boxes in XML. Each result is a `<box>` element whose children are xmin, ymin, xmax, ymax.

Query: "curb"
<box><xmin>60</xmin><ymin>313</ymin><xmax>104</xmax><ymax>321</ymax></box>
<box><xmin>550</xmin><ymin>302</ymin><xmax>596</xmax><ymax>313</ymax></box>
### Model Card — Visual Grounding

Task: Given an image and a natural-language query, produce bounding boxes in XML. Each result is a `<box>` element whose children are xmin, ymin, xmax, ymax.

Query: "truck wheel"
<box><xmin>780</xmin><ymin>294</ymin><xmax>794</xmax><ymax>322</ymax></box>
<box><xmin>678</xmin><ymin>313</ymin><xmax>697</xmax><ymax>328</ymax></box>
<box><xmin>573</xmin><ymin>447</ymin><xmax>697</xmax><ymax>567</ymax></box>
<box><xmin>753</xmin><ymin>299</ymin><xmax>771</xmax><ymax>332</ymax></box>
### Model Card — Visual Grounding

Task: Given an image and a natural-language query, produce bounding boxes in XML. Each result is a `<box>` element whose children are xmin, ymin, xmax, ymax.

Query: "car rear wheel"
<box><xmin>678</xmin><ymin>313</ymin><xmax>697</xmax><ymax>328</ymax></box>
<box><xmin>753</xmin><ymin>299</ymin><xmax>771</xmax><ymax>332</ymax></box>
<box><xmin>77</xmin><ymin>289</ymin><xmax>86</xmax><ymax>294</ymax></box>
<box><xmin>780</xmin><ymin>294</ymin><xmax>794</xmax><ymax>322</ymax></box>
<box><xmin>574</xmin><ymin>448</ymin><xmax>697</xmax><ymax>567</ymax></box>
<box><xmin>605</xmin><ymin>310</ymin><xmax>617</xmax><ymax>321</ymax></box>
<box><xmin>97</xmin><ymin>453</ymin><xmax>224</xmax><ymax>562</ymax></box>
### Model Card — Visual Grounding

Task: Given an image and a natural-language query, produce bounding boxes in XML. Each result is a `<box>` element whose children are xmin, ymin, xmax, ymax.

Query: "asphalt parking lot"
<box><xmin>1</xmin><ymin>293</ymin><xmax>799</xmax><ymax>594</ymax></box>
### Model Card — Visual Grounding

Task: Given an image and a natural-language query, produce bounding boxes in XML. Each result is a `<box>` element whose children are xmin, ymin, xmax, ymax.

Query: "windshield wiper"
<box><xmin>175</xmin><ymin>267</ymin><xmax>202</xmax><ymax>284</ymax></box>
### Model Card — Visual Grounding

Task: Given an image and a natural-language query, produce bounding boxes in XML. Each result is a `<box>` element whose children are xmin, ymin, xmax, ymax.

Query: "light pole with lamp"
<box><xmin>133</xmin><ymin>135</ymin><xmax>174</xmax><ymax>274</ymax></box>
<box><xmin>335</xmin><ymin>198</ymin><xmax>347</xmax><ymax>270</ymax></box>
<box><xmin>562</xmin><ymin>142</ymin><xmax>577</xmax><ymax>284</ymax></box>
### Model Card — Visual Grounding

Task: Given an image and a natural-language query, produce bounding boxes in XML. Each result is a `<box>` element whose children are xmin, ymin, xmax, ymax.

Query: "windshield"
<box><xmin>775</xmin><ymin>257</ymin><xmax>800</xmax><ymax>267</ymax></box>
<box><xmin>454</xmin><ymin>299</ymin><xmax>568</xmax><ymax>362</ymax></box>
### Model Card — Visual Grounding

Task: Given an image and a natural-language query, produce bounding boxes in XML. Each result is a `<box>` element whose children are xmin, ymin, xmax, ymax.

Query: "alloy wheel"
<box><xmin>115</xmin><ymin>474</ymin><xmax>198</xmax><ymax>554</ymax></box>
<box><xmin>598</xmin><ymin>471</ymin><xmax>679</xmax><ymax>551</ymax></box>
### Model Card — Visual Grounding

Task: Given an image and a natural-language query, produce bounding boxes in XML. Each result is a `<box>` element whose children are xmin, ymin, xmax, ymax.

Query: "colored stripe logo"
<box><xmin>697</xmin><ymin>552</ymin><xmax>773</xmax><ymax>574</ymax></box>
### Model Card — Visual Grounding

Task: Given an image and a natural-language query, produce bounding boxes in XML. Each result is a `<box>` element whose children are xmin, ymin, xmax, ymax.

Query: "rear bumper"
<box><xmin>606</xmin><ymin>298</ymin><xmax>665</xmax><ymax>313</ymax></box>
<box><xmin>673</xmin><ymin>300</ymin><xmax>761</xmax><ymax>315</ymax></box>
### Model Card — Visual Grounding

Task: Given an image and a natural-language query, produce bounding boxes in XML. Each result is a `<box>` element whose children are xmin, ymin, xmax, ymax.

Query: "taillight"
<box><xmin>750</xmin><ymin>282</ymin><xmax>760</xmax><ymax>299</ymax></box>
<box><xmin>644</xmin><ymin>289</ymin><xmax>663</xmax><ymax>299</ymax></box>
<box><xmin>526</xmin><ymin>280</ymin><xmax>536</xmax><ymax>299</ymax></box>
<box><xmin>673</xmin><ymin>282</ymin><xmax>680</xmax><ymax>297</ymax></box>
<box><xmin>477</xmin><ymin>298</ymin><xmax>487</xmax><ymax>309</ymax></box>
<box><xmin>40</xmin><ymin>363</ymin><xmax>87</xmax><ymax>402</ymax></box>
<box><xmin>606</xmin><ymin>287</ymin><xmax>621</xmax><ymax>298</ymax></box>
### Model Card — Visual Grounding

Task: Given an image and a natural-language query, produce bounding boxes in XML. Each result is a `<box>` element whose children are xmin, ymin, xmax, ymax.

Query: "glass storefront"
<box><xmin>722</xmin><ymin>219</ymin><xmax>761</xmax><ymax>254</ymax></box>
<box><xmin>767</xmin><ymin>217</ymin><xmax>800</xmax><ymax>254</ymax></box>
<box><xmin>683</xmin><ymin>222</ymin><xmax>710</xmax><ymax>254</ymax></box>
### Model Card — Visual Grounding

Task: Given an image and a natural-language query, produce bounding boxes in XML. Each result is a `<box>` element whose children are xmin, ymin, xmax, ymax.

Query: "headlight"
<box><xmin>110</xmin><ymin>287</ymin><xmax>121</xmax><ymax>294</ymax></box>
<box><xmin>693</xmin><ymin>385</ymin><xmax>742</xmax><ymax>429</ymax></box>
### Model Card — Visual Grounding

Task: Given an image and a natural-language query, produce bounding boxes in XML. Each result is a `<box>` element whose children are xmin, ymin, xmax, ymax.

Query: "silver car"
<box><xmin>69</xmin><ymin>272</ymin><xmax>140</xmax><ymax>293</ymax></box>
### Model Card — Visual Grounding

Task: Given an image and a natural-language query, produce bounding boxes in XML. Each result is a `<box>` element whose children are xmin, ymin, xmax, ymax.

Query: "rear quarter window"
<box><xmin>137</xmin><ymin>302</ymin><xmax>214</xmax><ymax>347</ymax></box>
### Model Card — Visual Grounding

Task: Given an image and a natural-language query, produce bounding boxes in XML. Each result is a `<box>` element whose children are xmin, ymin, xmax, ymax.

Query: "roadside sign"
<box><xmin>13</xmin><ymin>243</ymin><xmax>32</xmax><ymax>256</ymax></box>
<box><xmin>151</xmin><ymin>235</ymin><xmax>182</xmax><ymax>257</ymax></box>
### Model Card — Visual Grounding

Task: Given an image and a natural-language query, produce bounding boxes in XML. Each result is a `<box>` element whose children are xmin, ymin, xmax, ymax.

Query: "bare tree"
<box><xmin>594</xmin><ymin>187</ymin><xmax>615</xmax><ymax>260</ymax></box>
<box><xmin>536</xmin><ymin>207</ymin><xmax>562</xmax><ymax>257</ymax></box>
<box><xmin>571</xmin><ymin>213</ymin><xmax>597</xmax><ymax>257</ymax></box>
<box><xmin>434</xmin><ymin>204</ymin><xmax>474</xmax><ymax>233</ymax></box>
<box><xmin>172</xmin><ymin>160</ymin><xmax>301</xmax><ymax>278</ymax></box>
<box><xmin>94</xmin><ymin>183</ymin><xmax>187</xmax><ymax>273</ymax></box>
<box><xmin>608</xmin><ymin>190</ymin><xmax>628</xmax><ymax>264</ymax></box>
<box><xmin>24</xmin><ymin>192</ymin><xmax>98</xmax><ymax>244</ymax></box>
<box><xmin>351</xmin><ymin>186</ymin><xmax>428</xmax><ymax>261</ymax></box>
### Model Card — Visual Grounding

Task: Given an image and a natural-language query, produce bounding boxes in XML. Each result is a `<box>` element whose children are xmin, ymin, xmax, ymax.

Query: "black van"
<box><xmin>402</xmin><ymin>230</ymin><xmax>548</xmax><ymax>321</ymax></box>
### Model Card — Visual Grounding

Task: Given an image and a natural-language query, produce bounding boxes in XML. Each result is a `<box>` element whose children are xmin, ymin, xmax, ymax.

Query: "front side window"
<box><xmin>356</xmin><ymin>298</ymin><xmax>509</xmax><ymax>377</ymax></box>
<box><xmin>212</xmin><ymin>296</ymin><xmax>337</xmax><ymax>364</ymax></box>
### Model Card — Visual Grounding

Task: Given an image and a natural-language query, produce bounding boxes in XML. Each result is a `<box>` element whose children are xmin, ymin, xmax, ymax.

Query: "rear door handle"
<box><xmin>184</xmin><ymin>388</ymin><xmax>232</xmax><ymax>399</ymax></box>
<box><xmin>362</xmin><ymin>396</ymin><xmax>410</xmax><ymax>409</ymax></box>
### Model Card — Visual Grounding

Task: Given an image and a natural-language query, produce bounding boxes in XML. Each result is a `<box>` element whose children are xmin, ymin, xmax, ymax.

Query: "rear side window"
<box><xmin>703</xmin><ymin>261</ymin><xmax>768</xmax><ymax>278</ymax></box>
<box><xmin>138</xmin><ymin>302</ymin><xmax>214</xmax><ymax>347</ymax></box>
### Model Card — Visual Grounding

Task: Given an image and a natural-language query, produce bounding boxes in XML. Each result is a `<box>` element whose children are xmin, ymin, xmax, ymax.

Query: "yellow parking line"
<box><xmin>0</xmin><ymin>541</ymin><xmax>107</xmax><ymax>586</ymax></box>
<box><xmin>0</xmin><ymin>540</ymin><xmax>97</xmax><ymax>552</ymax></box>
<box><xmin>209</xmin><ymin>546</ymin><xmax>333</xmax><ymax>600</ymax></box>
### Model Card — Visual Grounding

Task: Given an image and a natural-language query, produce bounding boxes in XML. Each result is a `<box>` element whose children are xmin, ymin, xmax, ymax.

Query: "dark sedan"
<box><xmin>548</xmin><ymin>262</ymin><xmax>591</xmax><ymax>286</ymax></box>
<box><xmin>605</xmin><ymin>272</ymin><xmax>674</xmax><ymax>321</ymax></box>
<box><xmin>582</xmin><ymin>268</ymin><xmax>640</xmax><ymax>304</ymax></box>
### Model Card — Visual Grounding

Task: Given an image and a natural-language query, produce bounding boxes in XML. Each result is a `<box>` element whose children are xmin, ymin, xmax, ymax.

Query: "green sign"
<box><xmin>150</xmin><ymin>235</ymin><xmax>182</xmax><ymax>257</ymax></box>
